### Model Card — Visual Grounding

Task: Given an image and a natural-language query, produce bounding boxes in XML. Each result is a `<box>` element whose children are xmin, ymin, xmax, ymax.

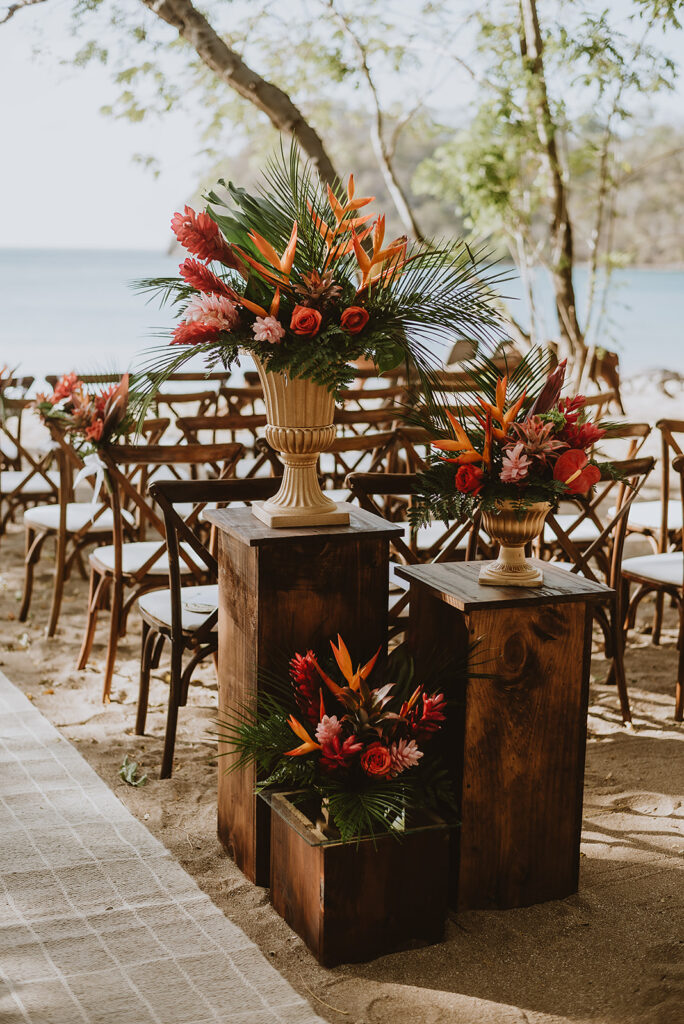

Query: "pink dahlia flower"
<box><xmin>252</xmin><ymin>315</ymin><xmax>285</xmax><ymax>344</ymax></box>
<box><xmin>389</xmin><ymin>738</ymin><xmax>423</xmax><ymax>776</ymax></box>
<box><xmin>315</xmin><ymin>715</ymin><xmax>342</xmax><ymax>745</ymax></box>
<box><xmin>500</xmin><ymin>443</ymin><xmax>532</xmax><ymax>484</ymax></box>
<box><xmin>184</xmin><ymin>293</ymin><xmax>239</xmax><ymax>331</ymax></box>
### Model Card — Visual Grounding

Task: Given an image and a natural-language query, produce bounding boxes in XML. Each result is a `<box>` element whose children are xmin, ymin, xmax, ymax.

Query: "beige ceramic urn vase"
<box><xmin>251</xmin><ymin>358</ymin><xmax>350</xmax><ymax>528</ymax></box>
<box><xmin>478</xmin><ymin>499</ymin><xmax>551</xmax><ymax>588</ymax></box>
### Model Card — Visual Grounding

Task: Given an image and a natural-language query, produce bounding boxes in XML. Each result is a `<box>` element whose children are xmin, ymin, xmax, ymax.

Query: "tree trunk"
<box><xmin>519</xmin><ymin>0</ymin><xmax>585</xmax><ymax>367</ymax></box>
<box><xmin>141</xmin><ymin>0</ymin><xmax>339</xmax><ymax>185</ymax></box>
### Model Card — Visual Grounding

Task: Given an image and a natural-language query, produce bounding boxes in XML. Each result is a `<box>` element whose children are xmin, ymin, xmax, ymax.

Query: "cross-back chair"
<box><xmin>136</xmin><ymin>475</ymin><xmax>282</xmax><ymax>778</ymax></box>
<box><xmin>333</xmin><ymin>406</ymin><xmax>403</xmax><ymax>438</ymax></box>
<box><xmin>0</xmin><ymin>398</ymin><xmax>60</xmax><ymax>537</ymax></box>
<box><xmin>542</xmin><ymin>456</ymin><xmax>655</xmax><ymax>724</ymax></box>
<box><xmin>346</xmin><ymin>471</ymin><xmax>481</xmax><ymax>636</ymax></box>
<box><xmin>18</xmin><ymin>418</ymin><xmax>169</xmax><ymax>635</ymax></box>
<box><xmin>153</xmin><ymin>389</ymin><xmax>223</xmax><ymax>424</ymax></box>
<box><xmin>76</xmin><ymin>440</ymin><xmax>244</xmax><ymax>701</ymax></box>
<box><xmin>176</xmin><ymin>413</ymin><xmax>273</xmax><ymax>478</ymax></box>
<box><xmin>626</xmin><ymin>419</ymin><xmax>684</xmax><ymax>644</ymax></box>
<box><xmin>622</xmin><ymin>454</ymin><xmax>684</xmax><ymax>721</ymax></box>
<box><xmin>218</xmin><ymin>385</ymin><xmax>264</xmax><ymax>416</ymax></box>
<box><xmin>0</xmin><ymin>376</ymin><xmax>35</xmax><ymax>469</ymax></box>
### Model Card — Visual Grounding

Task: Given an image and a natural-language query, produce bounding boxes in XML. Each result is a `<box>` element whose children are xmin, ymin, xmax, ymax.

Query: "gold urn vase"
<box><xmin>251</xmin><ymin>358</ymin><xmax>350</xmax><ymax>528</ymax></box>
<box><xmin>478</xmin><ymin>499</ymin><xmax>551</xmax><ymax>588</ymax></box>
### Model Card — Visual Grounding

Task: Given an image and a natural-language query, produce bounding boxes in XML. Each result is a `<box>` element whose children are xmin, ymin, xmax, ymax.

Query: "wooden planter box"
<box><xmin>266</xmin><ymin>792</ymin><xmax>451</xmax><ymax>967</ymax></box>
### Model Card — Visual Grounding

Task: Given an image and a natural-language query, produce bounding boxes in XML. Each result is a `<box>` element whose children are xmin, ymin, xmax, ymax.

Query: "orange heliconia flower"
<box><xmin>432</xmin><ymin>410</ymin><xmax>484</xmax><ymax>465</ymax></box>
<box><xmin>476</xmin><ymin>377</ymin><xmax>526</xmax><ymax>441</ymax></box>
<box><xmin>352</xmin><ymin>215</ymin><xmax>408</xmax><ymax>290</ymax></box>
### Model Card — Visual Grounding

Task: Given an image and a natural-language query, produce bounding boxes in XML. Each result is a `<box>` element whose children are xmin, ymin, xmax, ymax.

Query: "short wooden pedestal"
<box><xmin>267</xmin><ymin>793</ymin><xmax>450</xmax><ymax>966</ymax></box>
<box><xmin>204</xmin><ymin>506</ymin><xmax>402</xmax><ymax>886</ymax></box>
<box><xmin>396</xmin><ymin>559</ymin><xmax>613</xmax><ymax>911</ymax></box>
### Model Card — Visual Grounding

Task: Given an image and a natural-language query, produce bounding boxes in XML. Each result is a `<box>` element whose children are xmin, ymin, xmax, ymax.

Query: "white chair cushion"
<box><xmin>397</xmin><ymin>520</ymin><xmax>469</xmax><ymax>551</ymax></box>
<box><xmin>23</xmin><ymin>503</ymin><xmax>134</xmax><ymax>534</ymax></box>
<box><xmin>0</xmin><ymin>437</ymin><xmax>18</xmax><ymax>460</ymax></box>
<box><xmin>138</xmin><ymin>584</ymin><xmax>218</xmax><ymax>632</ymax></box>
<box><xmin>627</xmin><ymin>500</ymin><xmax>683</xmax><ymax>532</ymax></box>
<box><xmin>621</xmin><ymin>552</ymin><xmax>683</xmax><ymax>587</ymax></box>
<box><xmin>90</xmin><ymin>540</ymin><xmax>205</xmax><ymax>575</ymax></box>
<box><xmin>543</xmin><ymin>513</ymin><xmax>601</xmax><ymax>544</ymax></box>
<box><xmin>0</xmin><ymin>470</ymin><xmax>60</xmax><ymax>495</ymax></box>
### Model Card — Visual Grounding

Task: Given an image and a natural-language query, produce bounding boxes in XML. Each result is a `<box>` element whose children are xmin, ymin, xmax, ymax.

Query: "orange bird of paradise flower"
<box><xmin>476</xmin><ymin>376</ymin><xmax>526</xmax><ymax>441</ymax></box>
<box><xmin>432</xmin><ymin>409</ymin><xmax>484</xmax><ymax>465</ymax></box>
<box><xmin>352</xmin><ymin>215</ymin><xmax>408</xmax><ymax>290</ymax></box>
<box><xmin>283</xmin><ymin>715</ymin><xmax>321</xmax><ymax>757</ymax></box>
<box><xmin>308</xmin><ymin>174</ymin><xmax>376</xmax><ymax>265</ymax></box>
<box><xmin>312</xmin><ymin>635</ymin><xmax>380</xmax><ymax>695</ymax></box>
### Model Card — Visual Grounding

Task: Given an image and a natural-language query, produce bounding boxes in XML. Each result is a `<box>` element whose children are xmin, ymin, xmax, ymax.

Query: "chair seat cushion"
<box><xmin>0</xmin><ymin>437</ymin><xmax>18</xmax><ymax>461</ymax></box>
<box><xmin>627</xmin><ymin>500</ymin><xmax>683</xmax><ymax>532</ymax></box>
<box><xmin>621</xmin><ymin>552</ymin><xmax>683</xmax><ymax>587</ymax></box>
<box><xmin>543</xmin><ymin>513</ymin><xmax>601</xmax><ymax>544</ymax></box>
<box><xmin>90</xmin><ymin>541</ymin><xmax>205</xmax><ymax>576</ymax></box>
<box><xmin>0</xmin><ymin>470</ymin><xmax>60</xmax><ymax>495</ymax></box>
<box><xmin>138</xmin><ymin>585</ymin><xmax>218</xmax><ymax>633</ymax></box>
<box><xmin>23</xmin><ymin>503</ymin><xmax>134</xmax><ymax>534</ymax></box>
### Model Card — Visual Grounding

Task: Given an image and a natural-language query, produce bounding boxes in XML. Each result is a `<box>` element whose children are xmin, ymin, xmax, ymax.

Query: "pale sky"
<box><xmin>1</xmin><ymin>0</ymin><xmax>683</xmax><ymax>252</ymax></box>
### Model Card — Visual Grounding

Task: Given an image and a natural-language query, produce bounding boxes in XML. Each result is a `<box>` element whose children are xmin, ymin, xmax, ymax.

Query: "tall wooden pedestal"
<box><xmin>205</xmin><ymin>506</ymin><xmax>402</xmax><ymax>886</ymax></box>
<box><xmin>396</xmin><ymin>559</ymin><xmax>613</xmax><ymax>911</ymax></box>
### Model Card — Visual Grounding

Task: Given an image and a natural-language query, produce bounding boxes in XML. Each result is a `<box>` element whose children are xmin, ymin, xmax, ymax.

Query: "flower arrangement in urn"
<box><xmin>216</xmin><ymin>636</ymin><xmax>455</xmax><ymax>841</ymax></box>
<box><xmin>36</xmin><ymin>373</ymin><xmax>130</xmax><ymax>452</ymax></box>
<box><xmin>137</xmin><ymin>146</ymin><xmax>503</xmax><ymax>527</ymax></box>
<box><xmin>410</xmin><ymin>350</ymin><xmax>610</xmax><ymax>587</ymax></box>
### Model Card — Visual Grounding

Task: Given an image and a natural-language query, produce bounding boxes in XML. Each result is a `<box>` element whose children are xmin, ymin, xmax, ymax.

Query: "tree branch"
<box><xmin>0</xmin><ymin>0</ymin><xmax>48</xmax><ymax>25</ymax></box>
<box><xmin>141</xmin><ymin>0</ymin><xmax>339</xmax><ymax>184</ymax></box>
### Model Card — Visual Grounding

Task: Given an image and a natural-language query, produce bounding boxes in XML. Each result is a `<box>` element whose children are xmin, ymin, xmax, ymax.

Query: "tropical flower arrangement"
<box><xmin>135</xmin><ymin>146</ymin><xmax>504</xmax><ymax>398</ymax></box>
<box><xmin>410</xmin><ymin>351</ymin><xmax>610</xmax><ymax>527</ymax></box>
<box><xmin>35</xmin><ymin>373</ymin><xmax>130</xmax><ymax>451</ymax></box>
<box><xmin>216</xmin><ymin>635</ymin><xmax>456</xmax><ymax>842</ymax></box>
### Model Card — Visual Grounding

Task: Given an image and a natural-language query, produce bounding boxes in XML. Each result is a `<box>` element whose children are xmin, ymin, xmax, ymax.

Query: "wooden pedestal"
<box><xmin>204</xmin><ymin>506</ymin><xmax>402</xmax><ymax>885</ymax></box>
<box><xmin>268</xmin><ymin>793</ymin><xmax>450</xmax><ymax>966</ymax></box>
<box><xmin>396</xmin><ymin>559</ymin><xmax>613</xmax><ymax>911</ymax></box>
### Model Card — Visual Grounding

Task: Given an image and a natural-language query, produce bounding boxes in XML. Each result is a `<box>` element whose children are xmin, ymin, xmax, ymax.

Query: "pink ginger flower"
<box><xmin>315</xmin><ymin>715</ymin><xmax>342</xmax><ymax>745</ymax></box>
<box><xmin>320</xmin><ymin>734</ymin><xmax>363</xmax><ymax>773</ymax></box>
<box><xmin>500</xmin><ymin>443</ymin><xmax>532</xmax><ymax>484</ymax></box>
<box><xmin>171</xmin><ymin>320</ymin><xmax>221</xmax><ymax>346</ymax></box>
<box><xmin>184</xmin><ymin>293</ymin><xmax>239</xmax><ymax>330</ymax></box>
<box><xmin>170</xmin><ymin>205</ymin><xmax>237</xmax><ymax>265</ymax></box>
<box><xmin>389</xmin><ymin>738</ymin><xmax>423</xmax><ymax>776</ymax></box>
<box><xmin>252</xmin><ymin>315</ymin><xmax>286</xmax><ymax>344</ymax></box>
<box><xmin>179</xmin><ymin>258</ymin><xmax>237</xmax><ymax>299</ymax></box>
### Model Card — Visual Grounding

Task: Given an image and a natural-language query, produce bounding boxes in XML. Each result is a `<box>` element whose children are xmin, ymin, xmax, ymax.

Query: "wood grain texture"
<box><xmin>396</xmin><ymin>558</ymin><xmax>613</xmax><ymax>612</ymax></box>
<box><xmin>215</xmin><ymin>508</ymin><xmax>394</xmax><ymax>884</ymax></box>
<box><xmin>204</xmin><ymin>504</ymin><xmax>403</xmax><ymax>545</ymax></box>
<box><xmin>270</xmin><ymin>797</ymin><xmax>449</xmax><ymax>966</ymax></box>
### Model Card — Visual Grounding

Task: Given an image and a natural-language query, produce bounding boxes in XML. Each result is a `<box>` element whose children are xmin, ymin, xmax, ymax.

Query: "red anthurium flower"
<box><xmin>553</xmin><ymin>449</ymin><xmax>601</xmax><ymax>495</ymax></box>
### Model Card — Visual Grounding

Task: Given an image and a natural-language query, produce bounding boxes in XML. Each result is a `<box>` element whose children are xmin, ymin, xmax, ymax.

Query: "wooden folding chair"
<box><xmin>542</xmin><ymin>457</ymin><xmax>655</xmax><ymax>724</ymax></box>
<box><xmin>218</xmin><ymin>385</ymin><xmax>264</xmax><ymax>416</ymax></box>
<box><xmin>77</xmin><ymin>441</ymin><xmax>243</xmax><ymax>701</ymax></box>
<box><xmin>137</xmin><ymin>475</ymin><xmax>282</xmax><ymax>778</ymax></box>
<box><xmin>176</xmin><ymin>413</ymin><xmax>274</xmax><ymax>478</ymax></box>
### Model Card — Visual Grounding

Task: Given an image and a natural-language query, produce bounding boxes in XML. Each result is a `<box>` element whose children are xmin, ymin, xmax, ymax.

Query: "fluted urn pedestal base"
<box><xmin>252</xmin><ymin>359</ymin><xmax>350</xmax><ymax>529</ymax></box>
<box><xmin>478</xmin><ymin>500</ymin><xmax>551</xmax><ymax>588</ymax></box>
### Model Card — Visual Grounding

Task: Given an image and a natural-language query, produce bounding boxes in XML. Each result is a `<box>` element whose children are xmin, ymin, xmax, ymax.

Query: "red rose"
<box><xmin>454</xmin><ymin>464</ymin><xmax>484</xmax><ymax>495</ymax></box>
<box><xmin>553</xmin><ymin>449</ymin><xmax>601</xmax><ymax>495</ymax></box>
<box><xmin>290</xmin><ymin>305</ymin><xmax>322</xmax><ymax>336</ymax></box>
<box><xmin>360</xmin><ymin>742</ymin><xmax>392</xmax><ymax>778</ymax></box>
<box><xmin>340</xmin><ymin>306</ymin><xmax>369</xmax><ymax>334</ymax></box>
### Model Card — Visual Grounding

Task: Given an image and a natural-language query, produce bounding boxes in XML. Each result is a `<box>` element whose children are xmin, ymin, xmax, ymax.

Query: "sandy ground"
<box><xmin>1</xmin><ymin>385</ymin><xmax>683</xmax><ymax>1024</ymax></box>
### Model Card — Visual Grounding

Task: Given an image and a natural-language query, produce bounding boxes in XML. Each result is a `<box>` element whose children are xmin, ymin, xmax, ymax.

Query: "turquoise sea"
<box><xmin>1</xmin><ymin>249</ymin><xmax>682</xmax><ymax>381</ymax></box>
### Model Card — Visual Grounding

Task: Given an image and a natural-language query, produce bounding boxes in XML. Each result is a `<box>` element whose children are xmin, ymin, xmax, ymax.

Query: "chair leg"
<box><xmin>102</xmin><ymin>579</ymin><xmax>123</xmax><ymax>703</ymax></box>
<box><xmin>46</xmin><ymin>530</ymin><xmax>68</xmax><ymax>637</ymax></box>
<box><xmin>18</xmin><ymin>527</ymin><xmax>41</xmax><ymax>622</ymax></box>
<box><xmin>676</xmin><ymin>601</ymin><xmax>684</xmax><ymax>723</ymax></box>
<box><xmin>77</xmin><ymin>571</ymin><xmax>105</xmax><ymax>671</ymax></box>
<box><xmin>652</xmin><ymin>590</ymin><xmax>664</xmax><ymax>645</ymax></box>
<box><xmin>160</xmin><ymin>634</ymin><xmax>185</xmax><ymax>779</ymax></box>
<box><xmin>136</xmin><ymin>622</ymin><xmax>157</xmax><ymax>736</ymax></box>
<box><xmin>611</xmin><ymin>608</ymin><xmax>632</xmax><ymax>726</ymax></box>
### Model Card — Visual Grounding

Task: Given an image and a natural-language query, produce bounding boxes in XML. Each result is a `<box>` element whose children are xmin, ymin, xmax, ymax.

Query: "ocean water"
<box><xmin>1</xmin><ymin>249</ymin><xmax>682</xmax><ymax>382</ymax></box>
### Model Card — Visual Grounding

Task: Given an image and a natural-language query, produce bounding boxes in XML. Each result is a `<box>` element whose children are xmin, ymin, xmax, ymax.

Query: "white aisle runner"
<box><xmin>0</xmin><ymin>670</ymin><xmax>324</xmax><ymax>1024</ymax></box>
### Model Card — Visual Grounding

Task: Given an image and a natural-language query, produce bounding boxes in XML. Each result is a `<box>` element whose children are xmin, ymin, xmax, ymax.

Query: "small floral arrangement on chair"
<box><xmin>411</xmin><ymin>351</ymin><xmax>608</xmax><ymax>524</ymax></box>
<box><xmin>36</xmin><ymin>373</ymin><xmax>130</xmax><ymax>451</ymax></box>
<box><xmin>135</xmin><ymin>146</ymin><xmax>504</xmax><ymax>397</ymax></box>
<box><xmin>215</xmin><ymin>636</ymin><xmax>455</xmax><ymax>841</ymax></box>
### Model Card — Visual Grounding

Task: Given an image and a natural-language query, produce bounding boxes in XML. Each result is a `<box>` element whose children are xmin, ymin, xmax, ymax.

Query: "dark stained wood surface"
<box><xmin>405</xmin><ymin>564</ymin><xmax>600</xmax><ymax>910</ymax></box>
<box><xmin>215</xmin><ymin>508</ymin><xmax>394</xmax><ymax>884</ymax></box>
<box><xmin>205</xmin><ymin>504</ymin><xmax>403</xmax><ymax>546</ymax></box>
<box><xmin>269</xmin><ymin>795</ymin><xmax>449</xmax><ymax>966</ymax></box>
<box><xmin>396</xmin><ymin>558</ymin><xmax>613</xmax><ymax>612</ymax></box>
